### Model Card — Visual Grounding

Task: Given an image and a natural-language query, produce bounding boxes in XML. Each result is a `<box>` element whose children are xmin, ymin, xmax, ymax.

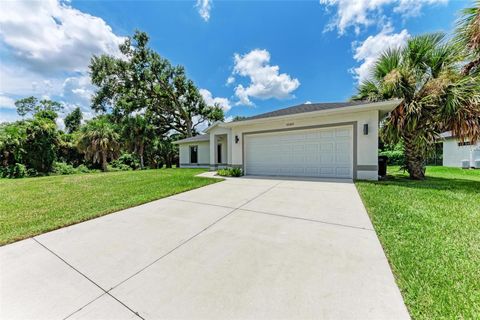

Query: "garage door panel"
<box><xmin>245</xmin><ymin>126</ymin><xmax>353</xmax><ymax>178</ymax></box>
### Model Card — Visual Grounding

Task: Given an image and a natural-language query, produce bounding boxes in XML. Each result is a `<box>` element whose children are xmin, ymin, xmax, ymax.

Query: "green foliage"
<box><xmin>89</xmin><ymin>30</ymin><xmax>224</xmax><ymax>138</ymax></box>
<box><xmin>379</xmin><ymin>150</ymin><xmax>405</xmax><ymax>165</ymax></box>
<box><xmin>77</xmin><ymin>117</ymin><xmax>121</xmax><ymax>171</ymax></box>
<box><xmin>111</xmin><ymin>153</ymin><xmax>140</xmax><ymax>170</ymax></box>
<box><xmin>0</xmin><ymin>163</ymin><xmax>27</xmax><ymax>179</ymax></box>
<box><xmin>15</xmin><ymin>96</ymin><xmax>63</xmax><ymax>118</ymax></box>
<box><xmin>23</xmin><ymin>116</ymin><xmax>58</xmax><ymax>173</ymax></box>
<box><xmin>64</xmin><ymin>107</ymin><xmax>83</xmax><ymax>133</ymax></box>
<box><xmin>52</xmin><ymin>162</ymin><xmax>78</xmax><ymax>175</ymax></box>
<box><xmin>217</xmin><ymin>168</ymin><xmax>243</xmax><ymax>177</ymax></box>
<box><xmin>352</xmin><ymin>32</ymin><xmax>480</xmax><ymax>179</ymax></box>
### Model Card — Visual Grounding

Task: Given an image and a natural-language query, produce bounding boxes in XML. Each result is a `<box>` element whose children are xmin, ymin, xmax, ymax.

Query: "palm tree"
<box><xmin>77</xmin><ymin>117</ymin><xmax>120</xmax><ymax>171</ymax></box>
<box><xmin>352</xmin><ymin>33</ymin><xmax>480</xmax><ymax>179</ymax></box>
<box><xmin>123</xmin><ymin>115</ymin><xmax>151</xmax><ymax>169</ymax></box>
<box><xmin>455</xmin><ymin>1</ymin><xmax>480</xmax><ymax>75</ymax></box>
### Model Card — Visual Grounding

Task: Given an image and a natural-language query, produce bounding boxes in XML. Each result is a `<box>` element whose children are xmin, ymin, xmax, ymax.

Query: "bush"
<box><xmin>1</xmin><ymin>163</ymin><xmax>27</xmax><ymax>178</ymax></box>
<box><xmin>379</xmin><ymin>150</ymin><xmax>404</xmax><ymax>165</ymax></box>
<box><xmin>76</xmin><ymin>164</ymin><xmax>91</xmax><ymax>173</ymax></box>
<box><xmin>52</xmin><ymin>162</ymin><xmax>77</xmax><ymax>175</ymax></box>
<box><xmin>111</xmin><ymin>153</ymin><xmax>140</xmax><ymax>170</ymax></box>
<box><xmin>217</xmin><ymin>167</ymin><xmax>243</xmax><ymax>177</ymax></box>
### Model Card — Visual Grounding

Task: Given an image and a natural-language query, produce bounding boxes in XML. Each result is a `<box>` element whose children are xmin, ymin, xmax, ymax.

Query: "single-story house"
<box><xmin>441</xmin><ymin>132</ymin><xmax>480</xmax><ymax>168</ymax></box>
<box><xmin>174</xmin><ymin>100</ymin><xmax>402</xmax><ymax>180</ymax></box>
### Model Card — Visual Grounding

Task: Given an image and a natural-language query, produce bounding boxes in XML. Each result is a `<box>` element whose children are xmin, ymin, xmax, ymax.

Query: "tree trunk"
<box><xmin>139</xmin><ymin>143</ymin><xmax>144</xmax><ymax>170</ymax></box>
<box><xmin>462</xmin><ymin>57</ymin><xmax>480</xmax><ymax>76</ymax></box>
<box><xmin>101</xmin><ymin>152</ymin><xmax>108</xmax><ymax>172</ymax></box>
<box><xmin>404</xmin><ymin>134</ymin><xmax>425</xmax><ymax>180</ymax></box>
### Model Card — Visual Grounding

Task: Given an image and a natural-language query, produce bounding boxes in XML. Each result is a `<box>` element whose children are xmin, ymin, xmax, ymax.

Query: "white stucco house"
<box><xmin>441</xmin><ymin>132</ymin><xmax>480</xmax><ymax>168</ymax></box>
<box><xmin>174</xmin><ymin>100</ymin><xmax>402</xmax><ymax>180</ymax></box>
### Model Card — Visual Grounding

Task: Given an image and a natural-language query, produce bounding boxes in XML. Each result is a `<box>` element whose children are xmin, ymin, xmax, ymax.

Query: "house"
<box><xmin>173</xmin><ymin>100</ymin><xmax>402</xmax><ymax>180</ymax></box>
<box><xmin>441</xmin><ymin>132</ymin><xmax>480</xmax><ymax>168</ymax></box>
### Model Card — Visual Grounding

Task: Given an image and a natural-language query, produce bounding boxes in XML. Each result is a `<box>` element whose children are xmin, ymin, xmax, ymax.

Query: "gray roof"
<box><xmin>239</xmin><ymin>101</ymin><xmax>369</xmax><ymax>121</ymax></box>
<box><xmin>173</xmin><ymin>134</ymin><xmax>209</xmax><ymax>144</ymax></box>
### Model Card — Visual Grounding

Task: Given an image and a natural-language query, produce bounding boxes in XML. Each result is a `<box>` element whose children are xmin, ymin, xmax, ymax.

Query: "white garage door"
<box><xmin>245</xmin><ymin>126</ymin><xmax>353</xmax><ymax>178</ymax></box>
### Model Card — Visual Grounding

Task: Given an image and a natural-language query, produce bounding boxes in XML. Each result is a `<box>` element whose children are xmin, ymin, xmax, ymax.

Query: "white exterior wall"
<box><xmin>211</xmin><ymin>109</ymin><xmax>380</xmax><ymax>180</ymax></box>
<box><xmin>178</xmin><ymin>141</ymin><xmax>210</xmax><ymax>168</ymax></box>
<box><xmin>443</xmin><ymin>139</ymin><xmax>480</xmax><ymax>167</ymax></box>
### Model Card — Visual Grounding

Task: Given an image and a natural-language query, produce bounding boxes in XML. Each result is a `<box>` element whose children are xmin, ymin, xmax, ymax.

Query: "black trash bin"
<box><xmin>378</xmin><ymin>155</ymin><xmax>388</xmax><ymax>177</ymax></box>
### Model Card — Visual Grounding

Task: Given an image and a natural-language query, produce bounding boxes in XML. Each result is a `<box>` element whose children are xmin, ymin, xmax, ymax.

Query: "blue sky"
<box><xmin>0</xmin><ymin>0</ymin><xmax>469</xmax><ymax>126</ymax></box>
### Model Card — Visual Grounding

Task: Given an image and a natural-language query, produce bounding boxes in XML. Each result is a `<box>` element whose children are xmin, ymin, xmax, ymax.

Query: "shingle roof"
<box><xmin>239</xmin><ymin>101</ymin><xmax>369</xmax><ymax>121</ymax></box>
<box><xmin>173</xmin><ymin>134</ymin><xmax>209</xmax><ymax>144</ymax></box>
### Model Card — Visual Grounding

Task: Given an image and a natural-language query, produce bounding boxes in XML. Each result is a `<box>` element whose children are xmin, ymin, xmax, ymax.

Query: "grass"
<box><xmin>0</xmin><ymin>169</ymin><xmax>220</xmax><ymax>246</ymax></box>
<box><xmin>356</xmin><ymin>166</ymin><xmax>480</xmax><ymax>319</ymax></box>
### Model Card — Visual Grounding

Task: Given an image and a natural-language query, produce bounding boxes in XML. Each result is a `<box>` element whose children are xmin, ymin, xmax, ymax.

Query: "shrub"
<box><xmin>1</xmin><ymin>163</ymin><xmax>27</xmax><ymax>178</ymax></box>
<box><xmin>217</xmin><ymin>167</ymin><xmax>243</xmax><ymax>177</ymax></box>
<box><xmin>76</xmin><ymin>164</ymin><xmax>91</xmax><ymax>173</ymax></box>
<box><xmin>52</xmin><ymin>162</ymin><xmax>76</xmax><ymax>175</ymax></box>
<box><xmin>379</xmin><ymin>150</ymin><xmax>405</xmax><ymax>165</ymax></box>
<box><xmin>111</xmin><ymin>153</ymin><xmax>140</xmax><ymax>170</ymax></box>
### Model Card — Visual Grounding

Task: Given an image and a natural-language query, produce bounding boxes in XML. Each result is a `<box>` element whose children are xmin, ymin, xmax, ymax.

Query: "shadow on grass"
<box><xmin>362</xmin><ymin>174</ymin><xmax>480</xmax><ymax>195</ymax></box>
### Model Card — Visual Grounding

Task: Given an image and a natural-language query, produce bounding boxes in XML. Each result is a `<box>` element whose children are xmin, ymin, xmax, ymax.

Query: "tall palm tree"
<box><xmin>352</xmin><ymin>33</ymin><xmax>480</xmax><ymax>179</ymax></box>
<box><xmin>123</xmin><ymin>115</ymin><xmax>151</xmax><ymax>169</ymax></box>
<box><xmin>77</xmin><ymin>118</ymin><xmax>120</xmax><ymax>171</ymax></box>
<box><xmin>456</xmin><ymin>1</ymin><xmax>480</xmax><ymax>75</ymax></box>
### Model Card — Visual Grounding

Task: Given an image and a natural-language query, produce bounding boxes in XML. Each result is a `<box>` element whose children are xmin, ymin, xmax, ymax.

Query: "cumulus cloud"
<box><xmin>0</xmin><ymin>0</ymin><xmax>124</xmax><ymax>73</ymax></box>
<box><xmin>199</xmin><ymin>88</ymin><xmax>231</xmax><ymax>112</ymax></box>
<box><xmin>231</xmin><ymin>49</ymin><xmax>300</xmax><ymax>106</ymax></box>
<box><xmin>196</xmin><ymin>0</ymin><xmax>212</xmax><ymax>22</ymax></box>
<box><xmin>320</xmin><ymin>0</ymin><xmax>447</xmax><ymax>34</ymax></box>
<box><xmin>351</xmin><ymin>24</ymin><xmax>410</xmax><ymax>83</ymax></box>
<box><xmin>0</xmin><ymin>0</ymin><xmax>124</xmax><ymax>124</ymax></box>
<box><xmin>0</xmin><ymin>95</ymin><xmax>16</xmax><ymax>109</ymax></box>
<box><xmin>304</xmin><ymin>100</ymin><xmax>312</xmax><ymax>104</ymax></box>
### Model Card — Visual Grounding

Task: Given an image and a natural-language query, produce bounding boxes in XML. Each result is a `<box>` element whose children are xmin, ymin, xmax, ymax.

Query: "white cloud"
<box><xmin>0</xmin><ymin>0</ymin><xmax>123</xmax><ymax>124</ymax></box>
<box><xmin>196</xmin><ymin>0</ymin><xmax>212</xmax><ymax>22</ymax></box>
<box><xmin>320</xmin><ymin>0</ymin><xmax>447</xmax><ymax>34</ymax></box>
<box><xmin>0</xmin><ymin>95</ymin><xmax>16</xmax><ymax>109</ymax></box>
<box><xmin>231</xmin><ymin>49</ymin><xmax>300</xmax><ymax>106</ymax></box>
<box><xmin>0</xmin><ymin>0</ymin><xmax>124</xmax><ymax>73</ymax></box>
<box><xmin>226</xmin><ymin>76</ymin><xmax>235</xmax><ymax>86</ymax></box>
<box><xmin>199</xmin><ymin>88</ymin><xmax>231</xmax><ymax>112</ymax></box>
<box><xmin>304</xmin><ymin>100</ymin><xmax>312</xmax><ymax>104</ymax></box>
<box><xmin>351</xmin><ymin>25</ymin><xmax>410</xmax><ymax>83</ymax></box>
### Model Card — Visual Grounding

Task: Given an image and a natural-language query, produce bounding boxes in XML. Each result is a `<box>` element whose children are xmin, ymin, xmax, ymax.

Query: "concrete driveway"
<box><xmin>0</xmin><ymin>176</ymin><xmax>410</xmax><ymax>320</ymax></box>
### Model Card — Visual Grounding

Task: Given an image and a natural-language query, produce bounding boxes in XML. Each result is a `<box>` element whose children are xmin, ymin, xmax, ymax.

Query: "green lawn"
<box><xmin>356</xmin><ymin>166</ymin><xmax>480</xmax><ymax>319</ymax></box>
<box><xmin>0</xmin><ymin>169</ymin><xmax>220</xmax><ymax>246</ymax></box>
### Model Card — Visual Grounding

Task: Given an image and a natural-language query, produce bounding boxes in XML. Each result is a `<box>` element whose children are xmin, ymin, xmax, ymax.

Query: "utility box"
<box><xmin>378</xmin><ymin>156</ymin><xmax>388</xmax><ymax>177</ymax></box>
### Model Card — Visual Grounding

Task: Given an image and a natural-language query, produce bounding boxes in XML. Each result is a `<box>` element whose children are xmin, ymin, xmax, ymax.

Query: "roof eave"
<box><xmin>224</xmin><ymin>99</ymin><xmax>402</xmax><ymax>128</ymax></box>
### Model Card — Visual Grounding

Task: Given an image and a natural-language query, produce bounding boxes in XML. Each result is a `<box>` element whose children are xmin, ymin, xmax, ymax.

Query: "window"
<box><xmin>190</xmin><ymin>146</ymin><xmax>198</xmax><ymax>164</ymax></box>
<box><xmin>458</xmin><ymin>141</ymin><xmax>472</xmax><ymax>146</ymax></box>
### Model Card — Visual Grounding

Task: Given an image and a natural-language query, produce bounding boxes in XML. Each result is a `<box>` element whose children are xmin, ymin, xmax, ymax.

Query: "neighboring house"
<box><xmin>174</xmin><ymin>100</ymin><xmax>401</xmax><ymax>180</ymax></box>
<box><xmin>441</xmin><ymin>132</ymin><xmax>480</xmax><ymax>168</ymax></box>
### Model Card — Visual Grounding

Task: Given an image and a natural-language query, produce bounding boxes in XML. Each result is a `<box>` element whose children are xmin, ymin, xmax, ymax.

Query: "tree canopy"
<box><xmin>90</xmin><ymin>31</ymin><xmax>224</xmax><ymax>138</ymax></box>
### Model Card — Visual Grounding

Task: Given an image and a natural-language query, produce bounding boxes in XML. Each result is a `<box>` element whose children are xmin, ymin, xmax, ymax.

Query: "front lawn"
<box><xmin>356</xmin><ymin>166</ymin><xmax>480</xmax><ymax>319</ymax></box>
<box><xmin>0</xmin><ymin>169</ymin><xmax>220</xmax><ymax>246</ymax></box>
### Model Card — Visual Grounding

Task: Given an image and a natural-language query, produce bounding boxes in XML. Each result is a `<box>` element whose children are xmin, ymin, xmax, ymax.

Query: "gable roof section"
<box><xmin>172</xmin><ymin>134</ymin><xmax>209</xmax><ymax>144</ymax></box>
<box><xmin>239</xmin><ymin>101</ymin><xmax>369</xmax><ymax>121</ymax></box>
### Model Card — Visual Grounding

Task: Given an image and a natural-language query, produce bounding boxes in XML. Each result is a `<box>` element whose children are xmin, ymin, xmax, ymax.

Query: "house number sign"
<box><xmin>286</xmin><ymin>122</ymin><xmax>294</xmax><ymax>127</ymax></box>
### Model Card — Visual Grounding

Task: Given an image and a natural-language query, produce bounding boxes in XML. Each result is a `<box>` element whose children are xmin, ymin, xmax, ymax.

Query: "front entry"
<box><xmin>217</xmin><ymin>144</ymin><xmax>222</xmax><ymax>163</ymax></box>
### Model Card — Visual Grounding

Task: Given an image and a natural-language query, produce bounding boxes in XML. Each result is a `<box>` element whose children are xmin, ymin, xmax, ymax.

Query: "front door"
<box><xmin>217</xmin><ymin>144</ymin><xmax>222</xmax><ymax>163</ymax></box>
